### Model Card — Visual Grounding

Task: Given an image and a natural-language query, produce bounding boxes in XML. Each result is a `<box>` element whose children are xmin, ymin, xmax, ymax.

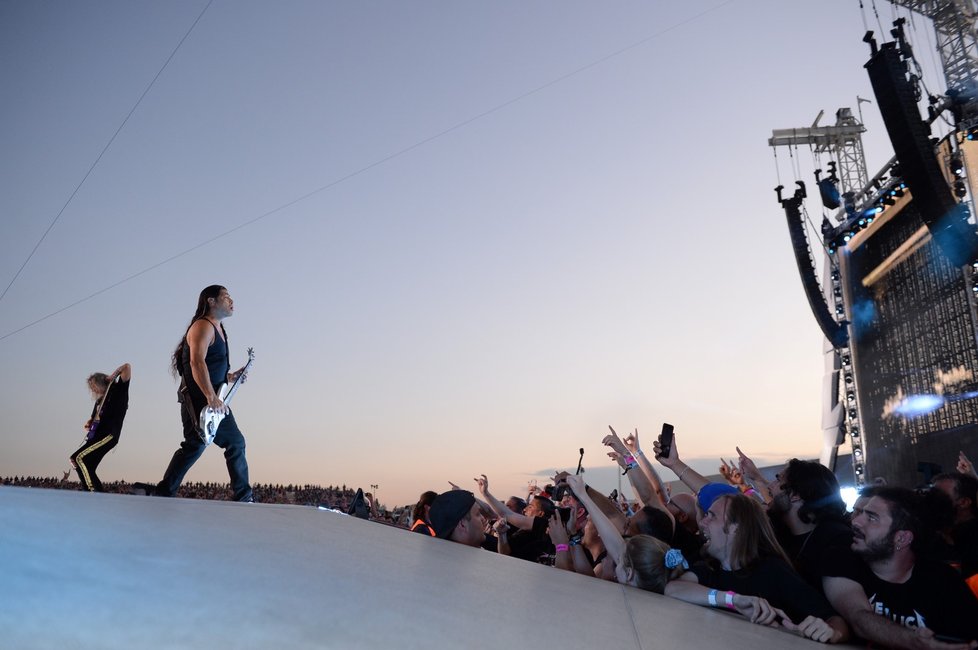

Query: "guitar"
<box><xmin>198</xmin><ymin>347</ymin><xmax>255</xmax><ymax>445</ymax></box>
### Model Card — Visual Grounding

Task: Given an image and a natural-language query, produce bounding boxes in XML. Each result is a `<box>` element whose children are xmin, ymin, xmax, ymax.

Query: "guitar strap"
<box><xmin>177</xmin><ymin>380</ymin><xmax>204</xmax><ymax>431</ymax></box>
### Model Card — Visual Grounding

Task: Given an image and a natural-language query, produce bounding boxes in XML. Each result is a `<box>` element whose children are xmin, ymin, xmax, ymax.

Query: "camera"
<box><xmin>552</xmin><ymin>482</ymin><xmax>568</xmax><ymax>503</ymax></box>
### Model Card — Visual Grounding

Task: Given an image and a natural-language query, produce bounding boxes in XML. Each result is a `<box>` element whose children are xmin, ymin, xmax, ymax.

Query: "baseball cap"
<box><xmin>697</xmin><ymin>483</ymin><xmax>739</xmax><ymax>513</ymax></box>
<box><xmin>429</xmin><ymin>490</ymin><xmax>476</xmax><ymax>539</ymax></box>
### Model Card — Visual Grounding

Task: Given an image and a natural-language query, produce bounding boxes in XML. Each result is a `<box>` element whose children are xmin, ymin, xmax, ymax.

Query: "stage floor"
<box><xmin>2</xmin><ymin>486</ymin><xmax>838</xmax><ymax>648</ymax></box>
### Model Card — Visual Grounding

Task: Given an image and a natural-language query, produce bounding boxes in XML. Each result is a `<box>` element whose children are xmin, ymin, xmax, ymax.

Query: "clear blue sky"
<box><xmin>0</xmin><ymin>1</ymin><xmax>946</xmax><ymax>506</ymax></box>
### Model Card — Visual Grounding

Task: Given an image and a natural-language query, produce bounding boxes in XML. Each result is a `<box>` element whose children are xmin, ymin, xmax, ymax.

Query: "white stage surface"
<box><xmin>2</xmin><ymin>487</ymin><xmax>839</xmax><ymax>648</ymax></box>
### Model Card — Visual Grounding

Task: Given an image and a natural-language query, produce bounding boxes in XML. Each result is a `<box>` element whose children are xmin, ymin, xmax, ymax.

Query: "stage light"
<box><xmin>850</xmin><ymin>426</ymin><xmax>859</xmax><ymax>438</ymax></box>
<box><xmin>883</xmin><ymin>196</ymin><xmax>896</xmax><ymax>206</ymax></box>
<box><xmin>842</xmin><ymin>354</ymin><xmax>851</xmax><ymax>365</ymax></box>
<box><xmin>845</xmin><ymin>374</ymin><xmax>854</xmax><ymax>385</ymax></box>
<box><xmin>951</xmin><ymin>155</ymin><xmax>964</xmax><ymax>176</ymax></box>
<box><xmin>853</xmin><ymin>448</ymin><xmax>863</xmax><ymax>459</ymax></box>
<box><xmin>849</xmin><ymin>408</ymin><xmax>858</xmax><ymax>419</ymax></box>
<box><xmin>847</xmin><ymin>391</ymin><xmax>856</xmax><ymax>402</ymax></box>
<box><xmin>955</xmin><ymin>180</ymin><xmax>968</xmax><ymax>198</ymax></box>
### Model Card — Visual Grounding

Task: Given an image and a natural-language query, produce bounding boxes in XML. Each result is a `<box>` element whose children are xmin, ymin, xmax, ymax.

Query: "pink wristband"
<box><xmin>555</xmin><ymin>544</ymin><xmax>569</xmax><ymax>552</ymax></box>
<box><xmin>724</xmin><ymin>591</ymin><xmax>736</xmax><ymax>610</ymax></box>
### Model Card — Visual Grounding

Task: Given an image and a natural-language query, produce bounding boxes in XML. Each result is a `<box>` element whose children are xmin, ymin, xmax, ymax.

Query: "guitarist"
<box><xmin>70</xmin><ymin>362</ymin><xmax>131</xmax><ymax>491</ymax></box>
<box><xmin>155</xmin><ymin>285</ymin><xmax>254</xmax><ymax>502</ymax></box>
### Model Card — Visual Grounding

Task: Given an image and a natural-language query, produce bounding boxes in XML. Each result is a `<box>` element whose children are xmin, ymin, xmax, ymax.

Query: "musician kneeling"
<box><xmin>154</xmin><ymin>285</ymin><xmax>254</xmax><ymax>502</ymax></box>
<box><xmin>70</xmin><ymin>363</ymin><xmax>131</xmax><ymax>492</ymax></box>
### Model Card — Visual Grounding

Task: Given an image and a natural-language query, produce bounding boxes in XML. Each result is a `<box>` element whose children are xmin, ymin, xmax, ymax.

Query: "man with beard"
<box><xmin>823</xmin><ymin>487</ymin><xmax>978</xmax><ymax>648</ymax></box>
<box><xmin>766</xmin><ymin>458</ymin><xmax>852</xmax><ymax>591</ymax></box>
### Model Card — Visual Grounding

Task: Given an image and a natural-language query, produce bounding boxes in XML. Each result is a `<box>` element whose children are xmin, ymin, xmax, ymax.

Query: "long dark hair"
<box><xmin>171</xmin><ymin>285</ymin><xmax>226</xmax><ymax>378</ymax></box>
<box><xmin>412</xmin><ymin>491</ymin><xmax>438</xmax><ymax>522</ymax></box>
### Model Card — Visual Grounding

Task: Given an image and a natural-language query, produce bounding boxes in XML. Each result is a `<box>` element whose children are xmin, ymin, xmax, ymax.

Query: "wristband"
<box><xmin>708</xmin><ymin>589</ymin><xmax>718</xmax><ymax>607</ymax></box>
<box><xmin>724</xmin><ymin>591</ymin><xmax>736</xmax><ymax>610</ymax></box>
<box><xmin>555</xmin><ymin>543</ymin><xmax>569</xmax><ymax>553</ymax></box>
<box><xmin>678</xmin><ymin>466</ymin><xmax>689</xmax><ymax>482</ymax></box>
<box><xmin>744</xmin><ymin>487</ymin><xmax>756</xmax><ymax>496</ymax></box>
<box><xmin>633</xmin><ymin>449</ymin><xmax>644</xmax><ymax>458</ymax></box>
<box><xmin>624</xmin><ymin>455</ymin><xmax>636</xmax><ymax>465</ymax></box>
<box><xmin>568</xmin><ymin>533</ymin><xmax>583</xmax><ymax>547</ymax></box>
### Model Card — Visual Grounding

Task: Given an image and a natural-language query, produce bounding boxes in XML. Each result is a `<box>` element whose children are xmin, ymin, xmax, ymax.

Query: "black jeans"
<box><xmin>70</xmin><ymin>433</ymin><xmax>118</xmax><ymax>492</ymax></box>
<box><xmin>157</xmin><ymin>406</ymin><xmax>252</xmax><ymax>502</ymax></box>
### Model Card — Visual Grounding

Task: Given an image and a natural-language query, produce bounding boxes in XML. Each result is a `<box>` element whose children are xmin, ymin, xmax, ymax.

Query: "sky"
<box><xmin>0</xmin><ymin>0</ymin><xmax>953</xmax><ymax>507</ymax></box>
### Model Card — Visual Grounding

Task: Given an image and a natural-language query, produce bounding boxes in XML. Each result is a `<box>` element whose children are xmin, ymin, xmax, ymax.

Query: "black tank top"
<box><xmin>182</xmin><ymin>322</ymin><xmax>230</xmax><ymax>389</ymax></box>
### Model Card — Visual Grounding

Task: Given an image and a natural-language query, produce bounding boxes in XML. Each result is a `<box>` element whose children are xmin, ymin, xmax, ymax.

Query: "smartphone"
<box><xmin>556</xmin><ymin>506</ymin><xmax>572</xmax><ymax>524</ymax></box>
<box><xmin>657</xmin><ymin>422</ymin><xmax>674</xmax><ymax>459</ymax></box>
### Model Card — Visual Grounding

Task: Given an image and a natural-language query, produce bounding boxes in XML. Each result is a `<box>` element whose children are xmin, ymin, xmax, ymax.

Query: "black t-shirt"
<box><xmin>781</xmin><ymin>517</ymin><xmax>852</xmax><ymax>591</ymax></box>
<box><xmin>950</xmin><ymin>518</ymin><xmax>978</xmax><ymax>579</ymax></box>
<box><xmin>671</xmin><ymin>523</ymin><xmax>704</xmax><ymax>565</ymax></box>
<box><xmin>823</xmin><ymin>550</ymin><xmax>978</xmax><ymax>639</ymax></box>
<box><xmin>691</xmin><ymin>555</ymin><xmax>837</xmax><ymax>624</ymax></box>
<box><xmin>91</xmin><ymin>379</ymin><xmax>130</xmax><ymax>438</ymax></box>
<box><xmin>508</xmin><ymin>516</ymin><xmax>554</xmax><ymax>563</ymax></box>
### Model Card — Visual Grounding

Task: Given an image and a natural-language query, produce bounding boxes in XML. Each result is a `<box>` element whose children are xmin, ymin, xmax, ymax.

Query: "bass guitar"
<box><xmin>198</xmin><ymin>347</ymin><xmax>255</xmax><ymax>445</ymax></box>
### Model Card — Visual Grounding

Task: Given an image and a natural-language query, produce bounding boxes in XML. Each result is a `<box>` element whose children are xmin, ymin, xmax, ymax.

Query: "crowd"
<box><xmin>405</xmin><ymin>428</ymin><xmax>978</xmax><ymax>648</ymax></box>
<box><xmin>8</xmin><ymin>427</ymin><xmax>978</xmax><ymax>647</ymax></box>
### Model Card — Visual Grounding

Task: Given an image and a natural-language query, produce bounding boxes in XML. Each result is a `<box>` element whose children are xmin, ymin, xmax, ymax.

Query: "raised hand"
<box><xmin>720</xmin><ymin>458</ymin><xmax>746</xmax><ymax>488</ymax></box>
<box><xmin>565</xmin><ymin>473</ymin><xmax>586</xmax><ymax>500</ymax></box>
<box><xmin>603</xmin><ymin>426</ymin><xmax>630</xmax><ymax>457</ymax></box>
<box><xmin>652</xmin><ymin>433</ymin><xmax>680</xmax><ymax>469</ymax></box>
<box><xmin>958</xmin><ymin>451</ymin><xmax>977</xmax><ymax>478</ymax></box>
<box><xmin>736</xmin><ymin>446</ymin><xmax>764</xmax><ymax>484</ymax></box>
<box><xmin>552</xmin><ymin>470</ymin><xmax>571</xmax><ymax>485</ymax></box>
<box><xmin>623</xmin><ymin>428</ymin><xmax>640</xmax><ymax>453</ymax></box>
<box><xmin>474</xmin><ymin>474</ymin><xmax>489</xmax><ymax>496</ymax></box>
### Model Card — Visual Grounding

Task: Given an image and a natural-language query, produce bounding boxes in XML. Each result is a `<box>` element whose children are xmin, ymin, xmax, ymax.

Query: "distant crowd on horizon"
<box><xmin>1</xmin><ymin>475</ymin><xmax>399</xmax><ymax>516</ymax></box>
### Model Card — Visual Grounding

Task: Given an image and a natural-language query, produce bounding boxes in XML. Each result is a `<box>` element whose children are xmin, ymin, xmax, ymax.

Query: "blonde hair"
<box><xmin>619</xmin><ymin>534</ymin><xmax>684</xmax><ymax>594</ymax></box>
<box><xmin>87</xmin><ymin>372</ymin><xmax>110</xmax><ymax>399</ymax></box>
<box><xmin>719</xmin><ymin>493</ymin><xmax>791</xmax><ymax>570</ymax></box>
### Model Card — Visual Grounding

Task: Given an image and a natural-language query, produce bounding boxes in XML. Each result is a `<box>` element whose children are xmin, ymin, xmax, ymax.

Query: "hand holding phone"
<box><xmin>656</xmin><ymin>423</ymin><xmax>674</xmax><ymax>460</ymax></box>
